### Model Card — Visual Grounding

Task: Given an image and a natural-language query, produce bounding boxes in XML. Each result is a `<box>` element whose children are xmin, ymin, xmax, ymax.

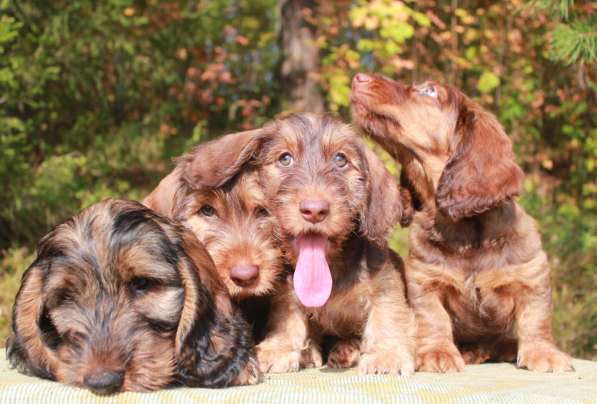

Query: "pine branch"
<box><xmin>550</xmin><ymin>20</ymin><xmax>597</xmax><ymax>64</ymax></box>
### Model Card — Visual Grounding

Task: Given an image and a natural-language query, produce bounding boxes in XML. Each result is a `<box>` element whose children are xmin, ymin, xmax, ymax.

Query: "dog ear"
<box><xmin>182</xmin><ymin>128</ymin><xmax>267</xmax><ymax>189</ymax></box>
<box><xmin>360</xmin><ymin>146</ymin><xmax>411</xmax><ymax>245</ymax></box>
<box><xmin>436</xmin><ymin>94</ymin><xmax>524</xmax><ymax>221</ymax></box>
<box><xmin>142</xmin><ymin>168</ymin><xmax>185</xmax><ymax>218</ymax></box>
<box><xmin>174</xmin><ymin>231</ymin><xmax>258</xmax><ymax>387</ymax></box>
<box><xmin>7</xmin><ymin>259</ymin><xmax>60</xmax><ymax>380</ymax></box>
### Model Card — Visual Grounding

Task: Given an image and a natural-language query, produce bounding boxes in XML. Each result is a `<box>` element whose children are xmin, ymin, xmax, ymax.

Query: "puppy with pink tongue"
<box><xmin>254</xmin><ymin>114</ymin><xmax>416</xmax><ymax>375</ymax></box>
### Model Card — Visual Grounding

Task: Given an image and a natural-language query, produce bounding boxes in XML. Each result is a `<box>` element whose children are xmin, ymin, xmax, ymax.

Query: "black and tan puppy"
<box><xmin>7</xmin><ymin>199</ymin><xmax>260</xmax><ymax>393</ymax></box>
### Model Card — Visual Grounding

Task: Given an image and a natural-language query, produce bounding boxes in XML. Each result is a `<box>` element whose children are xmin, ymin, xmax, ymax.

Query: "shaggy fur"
<box><xmin>143</xmin><ymin>131</ymin><xmax>286</xmax><ymax>341</ymax></box>
<box><xmin>6</xmin><ymin>199</ymin><xmax>260</xmax><ymax>394</ymax></box>
<box><xmin>350</xmin><ymin>73</ymin><xmax>573</xmax><ymax>373</ymax></box>
<box><xmin>198</xmin><ymin>113</ymin><xmax>416</xmax><ymax>375</ymax></box>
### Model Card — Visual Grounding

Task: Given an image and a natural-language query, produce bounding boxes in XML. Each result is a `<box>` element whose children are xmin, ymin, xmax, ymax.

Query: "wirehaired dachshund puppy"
<box><xmin>7</xmin><ymin>199</ymin><xmax>260</xmax><ymax>394</ymax></box>
<box><xmin>351</xmin><ymin>73</ymin><xmax>573</xmax><ymax>373</ymax></box>
<box><xmin>143</xmin><ymin>130</ymin><xmax>284</xmax><ymax>341</ymax></box>
<box><xmin>198</xmin><ymin>113</ymin><xmax>416</xmax><ymax>375</ymax></box>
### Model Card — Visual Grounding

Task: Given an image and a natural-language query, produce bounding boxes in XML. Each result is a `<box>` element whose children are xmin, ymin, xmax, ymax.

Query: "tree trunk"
<box><xmin>278</xmin><ymin>0</ymin><xmax>324</xmax><ymax>113</ymax></box>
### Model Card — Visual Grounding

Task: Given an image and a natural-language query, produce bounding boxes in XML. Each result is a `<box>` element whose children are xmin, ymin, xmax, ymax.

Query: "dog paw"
<box><xmin>255</xmin><ymin>344</ymin><xmax>301</xmax><ymax>373</ymax></box>
<box><xmin>460</xmin><ymin>346</ymin><xmax>492</xmax><ymax>365</ymax></box>
<box><xmin>517</xmin><ymin>343</ymin><xmax>573</xmax><ymax>373</ymax></box>
<box><xmin>327</xmin><ymin>338</ymin><xmax>360</xmax><ymax>369</ymax></box>
<box><xmin>358</xmin><ymin>351</ymin><xmax>415</xmax><ymax>375</ymax></box>
<box><xmin>300</xmin><ymin>343</ymin><xmax>323</xmax><ymax>369</ymax></box>
<box><xmin>233</xmin><ymin>355</ymin><xmax>262</xmax><ymax>385</ymax></box>
<box><xmin>417</xmin><ymin>347</ymin><xmax>465</xmax><ymax>373</ymax></box>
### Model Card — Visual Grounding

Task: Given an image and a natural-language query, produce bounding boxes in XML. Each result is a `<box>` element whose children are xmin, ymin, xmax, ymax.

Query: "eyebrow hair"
<box><xmin>109</xmin><ymin>208</ymin><xmax>181</xmax><ymax>266</ymax></box>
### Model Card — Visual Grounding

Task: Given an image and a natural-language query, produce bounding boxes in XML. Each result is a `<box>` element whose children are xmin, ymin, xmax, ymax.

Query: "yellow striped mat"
<box><xmin>1</xmin><ymin>352</ymin><xmax>596</xmax><ymax>403</ymax></box>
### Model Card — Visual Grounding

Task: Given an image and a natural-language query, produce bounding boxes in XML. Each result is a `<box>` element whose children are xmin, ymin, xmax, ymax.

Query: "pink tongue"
<box><xmin>293</xmin><ymin>234</ymin><xmax>332</xmax><ymax>308</ymax></box>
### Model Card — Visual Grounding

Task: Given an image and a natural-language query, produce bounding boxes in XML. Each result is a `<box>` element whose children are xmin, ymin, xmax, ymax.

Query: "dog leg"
<box><xmin>255</xmin><ymin>282</ymin><xmax>310</xmax><ymax>373</ymax></box>
<box><xmin>299</xmin><ymin>328</ymin><xmax>323</xmax><ymax>369</ymax></box>
<box><xmin>359</xmin><ymin>265</ymin><xmax>416</xmax><ymax>375</ymax></box>
<box><xmin>407</xmin><ymin>260</ymin><xmax>465</xmax><ymax>373</ymax></box>
<box><xmin>413</xmin><ymin>290</ymin><xmax>465</xmax><ymax>373</ymax></box>
<box><xmin>514</xmin><ymin>263</ymin><xmax>572</xmax><ymax>372</ymax></box>
<box><xmin>475</xmin><ymin>254</ymin><xmax>572</xmax><ymax>372</ymax></box>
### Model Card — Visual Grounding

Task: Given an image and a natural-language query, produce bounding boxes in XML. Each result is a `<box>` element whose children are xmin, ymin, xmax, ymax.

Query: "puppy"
<box><xmin>143</xmin><ymin>130</ymin><xmax>285</xmax><ymax>341</ymax></box>
<box><xmin>351</xmin><ymin>73</ymin><xmax>573</xmax><ymax>373</ymax></box>
<box><xmin>198</xmin><ymin>113</ymin><xmax>416</xmax><ymax>375</ymax></box>
<box><xmin>7</xmin><ymin>199</ymin><xmax>260</xmax><ymax>393</ymax></box>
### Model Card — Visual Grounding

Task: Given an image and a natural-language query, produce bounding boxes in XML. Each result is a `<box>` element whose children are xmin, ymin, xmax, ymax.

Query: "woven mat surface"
<box><xmin>1</xmin><ymin>351</ymin><xmax>596</xmax><ymax>403</ymax></box>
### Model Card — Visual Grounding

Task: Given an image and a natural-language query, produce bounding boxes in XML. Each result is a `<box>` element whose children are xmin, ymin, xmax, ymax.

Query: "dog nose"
<box><xmin>230</xmin><ymin>264</ymin><xmax>259</xmax><ymax>286</ymax></box>
<box><xmin>353</xmin><ymin>73</ymin><xmax>371</xmax><ymax>86</ymax></box>
<box><xmin>84</xmin><ymin>371</ymin><xmax>124</xmax><ymax>395</ymax></box>
<box><xmin>299</xmin><ymin>199</ymin><xmax>330</xmax><ymax>223</ymax></box>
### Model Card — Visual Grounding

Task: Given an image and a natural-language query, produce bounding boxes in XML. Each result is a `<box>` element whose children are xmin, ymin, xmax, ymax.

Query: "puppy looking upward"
<box><xmin>351</xmin><ymin>73</ymin><xmax>572</xmax><ymax>373</ymax></box>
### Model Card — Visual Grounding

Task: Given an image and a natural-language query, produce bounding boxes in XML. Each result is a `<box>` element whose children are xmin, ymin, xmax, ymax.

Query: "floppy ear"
<box><xmin>142</xmin><ymin>168</ymin><xmax>185</xmax><ymax>218</ymax></box>
<box><xmin>183</xmin><ymin>128</ymin><xmax>266</xmax><ymax>189</ymax></box>
<box><xmin>174</xmin><ymin>231</ymin><xmax>258</xmax><ymax>387</ymax></box>
<box><xmin>7</xmin><ymin>260</ymin><xmax>60</xmax><ymax>380</ymax></box>
<box><xmin>360</xmin><ymin>146</ymin><xmax>412</xmax><ymax>245</ymax></box>
<box><xmin>436</xmin><ymin>96</ymin><xmax>524</xmax><ymax>221</ymax></box>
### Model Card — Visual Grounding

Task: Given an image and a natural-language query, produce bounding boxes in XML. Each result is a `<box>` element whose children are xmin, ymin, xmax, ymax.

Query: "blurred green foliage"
<box><xmin>0</xmin><ymin>0</ymin><xmax>595</xmax><ymax>359</ymax></box>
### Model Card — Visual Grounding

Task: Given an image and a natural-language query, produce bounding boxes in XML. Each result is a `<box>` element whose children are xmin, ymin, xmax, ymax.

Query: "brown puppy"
<box><xmin>143</xmin><ymin>131</ymin><xmax>285</xmax><ymax>340</ymax></box>
<box><xmin>7</xmin><ymin>199</ymin><xmax>260</xmax><ymax>393</ymax></box>
<box><xmin>200</xmin><ymin>113</ymin><xmax>416</xmax><ymax>375</ymax></box>
<box><xmin>351</xmin><ymin>73</ymin><xmax>573</xmax><ymax>373</ymax></box>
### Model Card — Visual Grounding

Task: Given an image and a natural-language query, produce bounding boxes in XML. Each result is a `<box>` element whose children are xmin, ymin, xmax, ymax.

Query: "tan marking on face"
<box><xmin>178</xmin><ymin>171</ymin><xmax>283</xmax><ymax>299</ymax></box>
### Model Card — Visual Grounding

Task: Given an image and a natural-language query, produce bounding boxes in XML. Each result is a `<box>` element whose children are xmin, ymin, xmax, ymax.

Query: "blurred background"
<box><xmin>0</xmin><ymin>0</ymin><xmax>595</xmax><ymax>359</ymax></box>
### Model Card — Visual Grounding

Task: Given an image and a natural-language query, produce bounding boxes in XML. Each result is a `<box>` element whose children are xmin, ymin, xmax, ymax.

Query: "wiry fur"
<box><xmin>221</xmin><ymin>114</ymin><xmax>416</xmax><ymax>375</ymax></box>
<box><xmin>143</xmin><ymin>131</ymin><xmax>286</xmax><ymax>341</ymax></box>
<box><xmin>6</xmin><ymin>199</ymin><xmax>260</xmax><ymax>393</ymax></box>
<box><xmin>350</xmin><ymin>74</ymin><xmax>572</xmax><ymax>373</ymax></box>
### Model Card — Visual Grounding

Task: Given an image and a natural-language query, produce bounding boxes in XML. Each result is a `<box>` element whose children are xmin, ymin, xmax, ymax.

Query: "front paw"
<box><xmin>358</xmin><ymin>350</ymin><xmax>415</xmax><ymax>375</ymax></box>
<box><xmin>232</xmin><ymin>356</ymin><xmax>262</xmax><ymax>385</ymax></box>
<box><xmin>517</xmin><ymin>343</ymin><xmax>573</xmax><ymax>373</ymax></box>
<box><xmin>255</xmin><ymin>344</ymin><xmax>301</xmax><ymax>373</ymax></box>
<box><xmin>417</xmin><ymin>346</ymin><xmax>465</xmax><ymax>373</ymax></box>
<box><xmin>327</xmin><ymin>338</ymin><xmax>360</xmax><ymax>369</ymax></box>
<box><xmin>460</xmin><ymin>346</ymin><xmax>492</xmax><ymax>365</ymax></box>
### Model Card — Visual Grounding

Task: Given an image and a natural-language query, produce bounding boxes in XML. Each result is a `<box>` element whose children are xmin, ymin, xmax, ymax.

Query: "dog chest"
<box><xmin>443</xmin><ymin>268</ymin><xmax>518</xmax><ymax>337</ymax></box>
<box><xmin>305</xmin><ymin>284</ymin><xmax>370</xmax><ymax>337</ymax></box>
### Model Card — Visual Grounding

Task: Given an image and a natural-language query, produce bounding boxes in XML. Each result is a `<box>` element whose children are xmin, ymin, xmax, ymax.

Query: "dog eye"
<box><xmin>418</xmin><ymin>86</ymin><xmax>437</xmax><ymax>98</ymax></box>
<box><xmin>47</xmin><ymin>289</ymin><xmax>71</xmax><ymax>308</ymax></box>
<box><xmin>199</xmin><ymin>205</ymin><xmax>216</xmax><ymax>217</ymax></box>
<box><xmin>255</xmin><ymin>207</ymin><xmax>270</xmax><ymax>217</ymax></box>
<box><xmin>333</xmin><ymin>152</ymin><xmax>348</xmax><ymax>168</ymax></box>
<box><xmin>278</xmin><ymin>152</ymin><xmax>294</xmax><ymax>167</ymax></box>
<box><xmin>129</xmin><ymin>277</ymin><xmax>155</xmax><ymax>294</ymax></box>
<box><xmin>64</xmin><ymin>330</ymin><xmax>86</xmax><ymax>347</ymax></box>
<box><xmin>146</xmin><ymin>318</ymin><xmax>177</xmax><ymax>333</ymax></box>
